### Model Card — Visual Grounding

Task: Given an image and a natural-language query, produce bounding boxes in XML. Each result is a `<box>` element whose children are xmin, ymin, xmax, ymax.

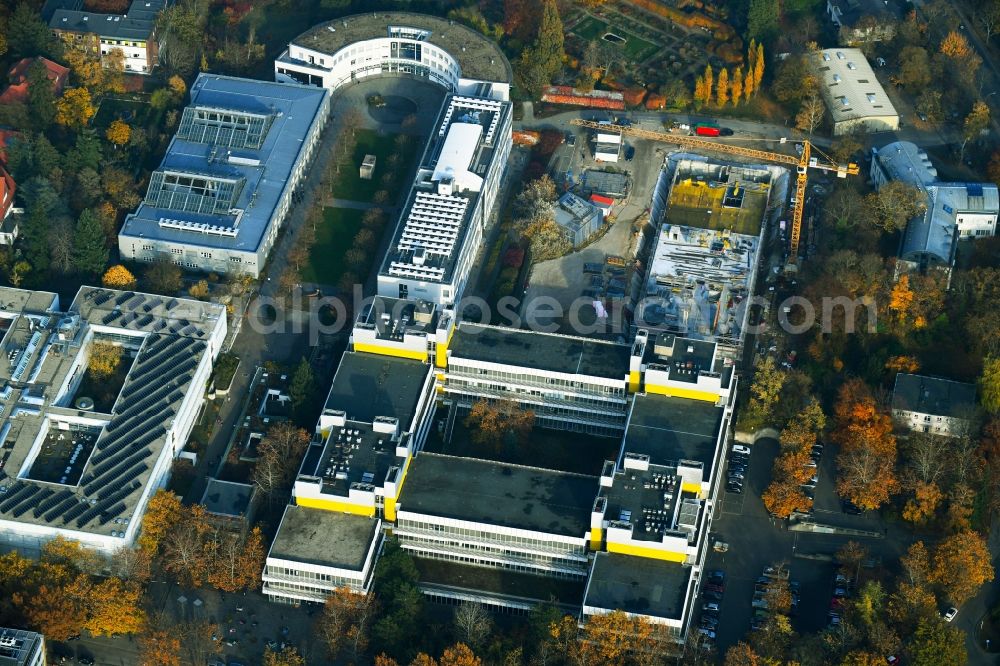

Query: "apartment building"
<box><xmin>377</xmin><ymin>93</ymin><xmax>513</xmax><ymax>306</ymax></box>
<box><xmin>118</xmin><ymin>74</ymin><xmax>331</xmax><ymax>277</ymax></box>
<box><xmin>891</xmin><ymin>373</ymin><xmax>978</xmax><ymax>437</ymax></box>
<box><xmin>46</xmin><ymin>0</ymin><xmax>165</xmax><ymax>74</ymax></box>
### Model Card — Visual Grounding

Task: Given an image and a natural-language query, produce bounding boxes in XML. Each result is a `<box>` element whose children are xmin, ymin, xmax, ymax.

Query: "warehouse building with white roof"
<box><xmin>813</xmin><ymin>47</ymin><xmax>898</xmax><ymax>135</ymax></box>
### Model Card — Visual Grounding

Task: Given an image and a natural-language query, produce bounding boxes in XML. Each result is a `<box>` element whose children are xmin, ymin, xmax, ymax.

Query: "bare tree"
<box><xmin>795</xmin><ymin>92</ymin><xmax>826</xmax><ymax>134</ymax></box>
<box><xmin>904</xmin><ymin>433</ymin><xmax>947</xmax><ymax>486</ymax></box>
<box><xmin>977</xmin><ymin>0</ymin><xmax>1000</xmax><ymax>40</ymax></box>
<box><xmin>454</xmin><ymin>601</ymin><xmax>493</xmax><ymax>649</ymax></box>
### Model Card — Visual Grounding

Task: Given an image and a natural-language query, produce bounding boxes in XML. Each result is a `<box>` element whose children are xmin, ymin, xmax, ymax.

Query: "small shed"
<box><xmin>360</xmin><ymin>154</ymin><xmax>377</xmax><ymax>180</ymax></box>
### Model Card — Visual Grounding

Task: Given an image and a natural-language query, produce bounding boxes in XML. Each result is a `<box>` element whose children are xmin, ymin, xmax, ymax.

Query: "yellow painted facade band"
<box><xmin>681</xmin><ymin>481</ymin><xmax>703</xmax><ymax>496</ymax></box>
<box><xmin>628</xmin><ymin>370</ymin><xmax>641</xmax><ymax>393</ymax></box>
<box><xmin>297</xmin><ymin>496</ymin><xmax>376</xmax><ymax>517</ymax></box>
<box><xmin>590</xmin><ymin>527</ymin><xmax>604</xmax><ymax>551</ymax></box>
<box><xmin>435</xmin><ymin>327</ymin><xmax>456</xmax><ymax>368</ymax></box>
<box><xmin>385</xmin><ymin>455</ymin><xmax>413</xmax><ymax>521</ymax></box>
<box><xmin>353</xmin><ymin>343</ymin><xmax>427</xmax><ymax>362</ymax></box>
<box><xmin>644</xmin><ymin>383</ymin><xmax>718</xmax><ymax>403</ymax></box>
<box><xmin>606</xmin><ymin>541</ymin><xmax>687</xmax><ymax>562</ymax></box>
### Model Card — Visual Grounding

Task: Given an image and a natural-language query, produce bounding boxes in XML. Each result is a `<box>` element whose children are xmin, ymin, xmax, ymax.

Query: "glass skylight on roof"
<box><xmin>176</xmin><ymin>106</ymin><xmax>274</xmax><ymax>150</ymax></box>
<box><xmin>145</xmin><ymin>170</ymin><xmax>245</xmax><ymax>215</ymax></box>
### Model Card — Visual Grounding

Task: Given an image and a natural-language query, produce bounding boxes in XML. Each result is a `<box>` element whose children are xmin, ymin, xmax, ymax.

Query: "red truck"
<box><xmin>695</xmin><ymin>124</ymin><xmax>721</xmax><ymax>137</ymax></box>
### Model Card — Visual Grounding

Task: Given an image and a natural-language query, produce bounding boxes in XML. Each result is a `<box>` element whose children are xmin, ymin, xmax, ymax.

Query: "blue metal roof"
<box><xmin>120</xmin><ymin>74</ymin><xmax>329</xmax><ymax>252</ymax></box>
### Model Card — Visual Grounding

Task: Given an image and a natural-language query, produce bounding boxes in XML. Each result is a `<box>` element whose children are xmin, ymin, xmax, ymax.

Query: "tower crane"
<box><xmin>569</xmin><ymin>119</ymin><xmax>860</xmax><ymax>269</ymax></box>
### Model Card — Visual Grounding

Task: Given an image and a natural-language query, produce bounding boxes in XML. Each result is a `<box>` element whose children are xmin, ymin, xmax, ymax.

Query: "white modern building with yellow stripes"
<box><xmin>263</xmin><ymin>296</ymin><xmax>736</xmax><ymax>640</ymax></box>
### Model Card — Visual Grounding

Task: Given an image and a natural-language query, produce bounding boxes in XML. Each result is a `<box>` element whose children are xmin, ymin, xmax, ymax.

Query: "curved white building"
<box><xmin>275</xmin><ymin>12</ymin><xmax>512</xmax><ymax>99</ymax></box>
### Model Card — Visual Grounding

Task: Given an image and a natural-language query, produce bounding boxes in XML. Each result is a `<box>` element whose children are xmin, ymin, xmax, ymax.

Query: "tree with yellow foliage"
<box><xmin>885</xmin><ymin>355</ymin><xmax>920</xmax><ymax>374</ymax></box>
<box><xmin>716</xmin><ymin>67</ymin><xmax>730</xmax><ymax>107</ymax></box>
<box><xmin>102</xmin><ymin>265</ymin><xmax>137</xmax><ymax>290</ymax></box>
<box><xmin>730</xmin><ymin>66</ymin><xmax>744</xmax><ymax>106</ymax></box>
<box><xmin>88</xmin><ymin>341</ymin><xmax>123</xmax><ymax>380</ymax></box>
<box><xmin>168</xmin><ymin>74</ymin><xmax>187</xmax><ymax>98</ymax></box>
<box><xmin>752</xmin><ymin>42</ymin><xmax>765</xmax><ymax>95</ymax></box>
<box><xmin>105</xmin><ymin>119</ymin><xmax>131</xmax><ymax>147</ymax></box>
<box><xmin>263</xmin><ymin>646</ymin><xmax>305</xmax><ymax>666</ymax></box>
<box><xmin>56</xmin><ymin>87</ymin><xmax>96</xmax><ymax>129</ymax></box>
<box><xmin>703</xmin><ymin>64</ymin><xmax>714</xmax><ymax>106</ymax></box>
<box><xmin>694</xmin><ymin>75</ymin><xmax>708</xmax><ymax>107</ymax></box>
<box><xmin>931</xmin><ymin>530</ymin><xmax>995</xmax><ymax>604</ymax></box>
<box><xmin>137</xmin><ymin>489</ymin><xmax>184</xmax><ymax>554</ymax></box>
<box><xmin>744</xmin><ymin>40</ymin><xmax>757</xmax><ymax>101</ymax></box>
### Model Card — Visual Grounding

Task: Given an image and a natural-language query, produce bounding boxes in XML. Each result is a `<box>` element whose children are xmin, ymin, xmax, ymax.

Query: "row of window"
<box><xmin>410</xmin><ymin>548</ymin><xmax>586</xmax><ymax>580</ymax></box>
<box><xmin>265</xmin><ymin>565</ymin><xmax>360</xmax><ymax>588</ymax></box>
<box><xmin>400</xmin><ymin>534</ymin><xmax>587</xmax><ymax>573</ymax></box>
<box><xmin>396</xmin><ymin>519</ymin><xmax>586</xmax><ymax>557</ymax></box>
<box><xmin>448</xmin><ymin>365</ymin><xmax>626</xmax><ymax>396</ymax></box>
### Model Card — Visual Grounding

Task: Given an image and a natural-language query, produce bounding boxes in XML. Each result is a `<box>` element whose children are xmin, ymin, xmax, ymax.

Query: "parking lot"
<box><xmin>706</xmin><ymin>438</ymin><xmax>918</xmax><ymax>654</ymax></box>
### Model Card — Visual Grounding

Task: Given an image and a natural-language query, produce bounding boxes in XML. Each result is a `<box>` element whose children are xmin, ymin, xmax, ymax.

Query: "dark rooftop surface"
<box><xmin>414</xmin><ymin>557</ymin><xmax>586</xmax><ymax>605</ymax></box>
<box><xmin>290</xmin><ymin>12</ymin><xmax>511</xmax><ymax>84</ymax></box>
<box><xmin>623</xmin><ymin>395</ymin><xmax>724</xmax><ymax>469</ymax></box>
<box><xmin>449</xmin><ymin>323</ymin><xmax>631</xmax><ymax>380</ymax></box>
<box><xmin>323</xmin><ymin>352</ymin><xmax>430</xmax><ymax>428</ymax></box>
<box><xmin>584</xmin><ymin>552</ymin><xmax>691</xmax><ymax>620</ymax></box>
<box><xmin>892</xmin><ymin>373</ymin><xmax>977</xmax><ymax>419</ymax></box>
<box><xmin>400</xmin><ymin>453</ymin><xmax>597</xmax><ymax>537</ymax></box>
<box><xmin>200</xmin><ymin>479</ymin><xmax>253</xmax><ymax>517</ymax></box>
<box><xmin>646</xmin><ymin>334</ymin><xmax>727</xmax><ymax>385</ymax></box>
<box><xmin>602</xmin><ymin>463</ymin><xmax>702</xmax><ymax>544</ymax></box>
<box><xmin>307</xmin><ymin>420</ymin><xmax>402</xmax><ymax>498</ymax></box>
<box><xmin>269</xmin><ymin>504</ymin><xmax>379</xmax><ymax>570</ymax></box>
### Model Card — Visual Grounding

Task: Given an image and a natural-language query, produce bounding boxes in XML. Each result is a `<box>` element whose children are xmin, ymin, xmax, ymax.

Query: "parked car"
<box><xmin>842</xmin><ymin>500</ymin><xmax>863</xmax><ymax>515</ymax></box>
<box><xmin>705</xmin><ymin>583</ymin><xmax>725</xmax><ymax>594</ymax></box>
<box><xmin>703</xmin><ymin>602</ymin><xmax>720</xmax><ymax>612</ymax></box>
<box><xmin>702</xmin><ymin>590</ymin><xmax>724</xmax><ymax>601</ymax></box>
<box><xmin>726</xmin><ymin>485</ymin><xmax>743</xmax><ymax>494</ymax></box>
<box><xmin>624</xmin><ymin>145</ymin><xmax>635</xmax><ymax>161</ymax></box>
<box><xmin>697</xmin><ymin>628</ymin><xmax>716</xmax><ymax>639</ymax></box>
<box><xmin>943</xmin><ymin>607</ymin><xmax>958</xmax><ymax>622</ymax></box>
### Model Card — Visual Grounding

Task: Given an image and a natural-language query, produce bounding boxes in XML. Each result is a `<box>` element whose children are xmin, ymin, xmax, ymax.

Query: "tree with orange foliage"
<box><xmin>889</xmin><ymin>274</ymin><xmax>915</xmax><ymax>325</ymax></box>
<box><xmin>932</xmin><ymin>530</ymin><xmax>995</xmax><ymax>604</ymax></box>
<box><xmin>439</xmin><ymin>643</ymin><xmax>481</xmax><ymax>666</ymax></box>
<box><xmin>762</xmin><ymin>480</ymin><xmax>812</xmax><ymax>518</ymax></box>
<box><xmin>903</xmin><ymin>481</ymin><xmax>943</xmax><ymax>524</ymax></box>
<box><xmin>160</xmin><ymin>503</ymin><xmax>212</xmax><ymax>587</ymax></box>
<box><xmin>724</xmin><ymin>641</ymin><xmax>762</xmax><ymax>666</ymax></box>
<box><xmin>572</xmin><ymin>610</ymin><xmax>661</xmax><ymax>666</ymax></box>
<box><xmin>464</xmin><ymin>399</ymin><xmax>534</xmax><ymax>456</ymax></box>
<box><xmin>139</xmin><ymin>628</ymin><xmax>182</xmax><ymax>666</ymax></box>
<box><xmin>84</xmin><ymin>577</ymin><xmax>145</xmax><ymax>636</ymax></box>
<box><xmin>940</xmin><ymin>30</ymin><xmax>974</xmax><ymax>59</ymax></box>
<box><xmin>409</xmin><ymin>655</ymin><xmax>438</xmax><ymax>666</ymax></box>
<box><xmin>21</xmin><ymin>577</ymin><xmax>90</xmax><ymax>641</ymax></box>
<box><xmin>263</xmin><ymin>646</ymin><xmax>305</xmax><ymax>666</ymax></box>
<box><xmin>317</xmin><ymin>587</ymin><xmax>378</xmax><ymax>661</ymax></box>
<box><xmin>374</xmin><ymin>656</ymin><xmax>400</xmax><ymax>666</ymax></box>
<box><xmin>833</xmin><ymin>380</ymin><xmax>899</xmax><ymax>510</ymax></box>
<box><xmin>885</xmin><ymin>355</ymin><xmax>920</xmax><ymax>374</ymax></box>
<box><xmin>206</xmin><ymin>526</ymin><xmax>265</xmax><ymax>592</ymax></box>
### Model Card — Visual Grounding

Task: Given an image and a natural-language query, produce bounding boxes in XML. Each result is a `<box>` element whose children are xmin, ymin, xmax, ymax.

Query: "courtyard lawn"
<box><xmin>300</xmin><ymin>207</ymin><xmax>365</xmax><ymax>286</ymax></box>
<box><xmin>93</xmin><ymin>95</ymin><xmax>156</xmax><ymax>129</ymax></box>
<box><xmin>331</xmin><ymin>128</ymin><xmax>419</xmax><ymax>203</ymax></box>
<box><xmin>573</xmin><ymin>15</ymin><xmax>659</xmax><ymax>61</ymax></box>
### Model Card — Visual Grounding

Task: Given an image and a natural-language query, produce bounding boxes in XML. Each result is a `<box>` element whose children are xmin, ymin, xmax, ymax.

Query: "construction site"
<box><xmin>634</xmin><ymin>157</ymin><xmax>784</xmax><ymax>355</ymax></box>
<box><xmin>663</xmin><ymin>160</ymin><xmax>772</xmax><ymax>236</ymax></box>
